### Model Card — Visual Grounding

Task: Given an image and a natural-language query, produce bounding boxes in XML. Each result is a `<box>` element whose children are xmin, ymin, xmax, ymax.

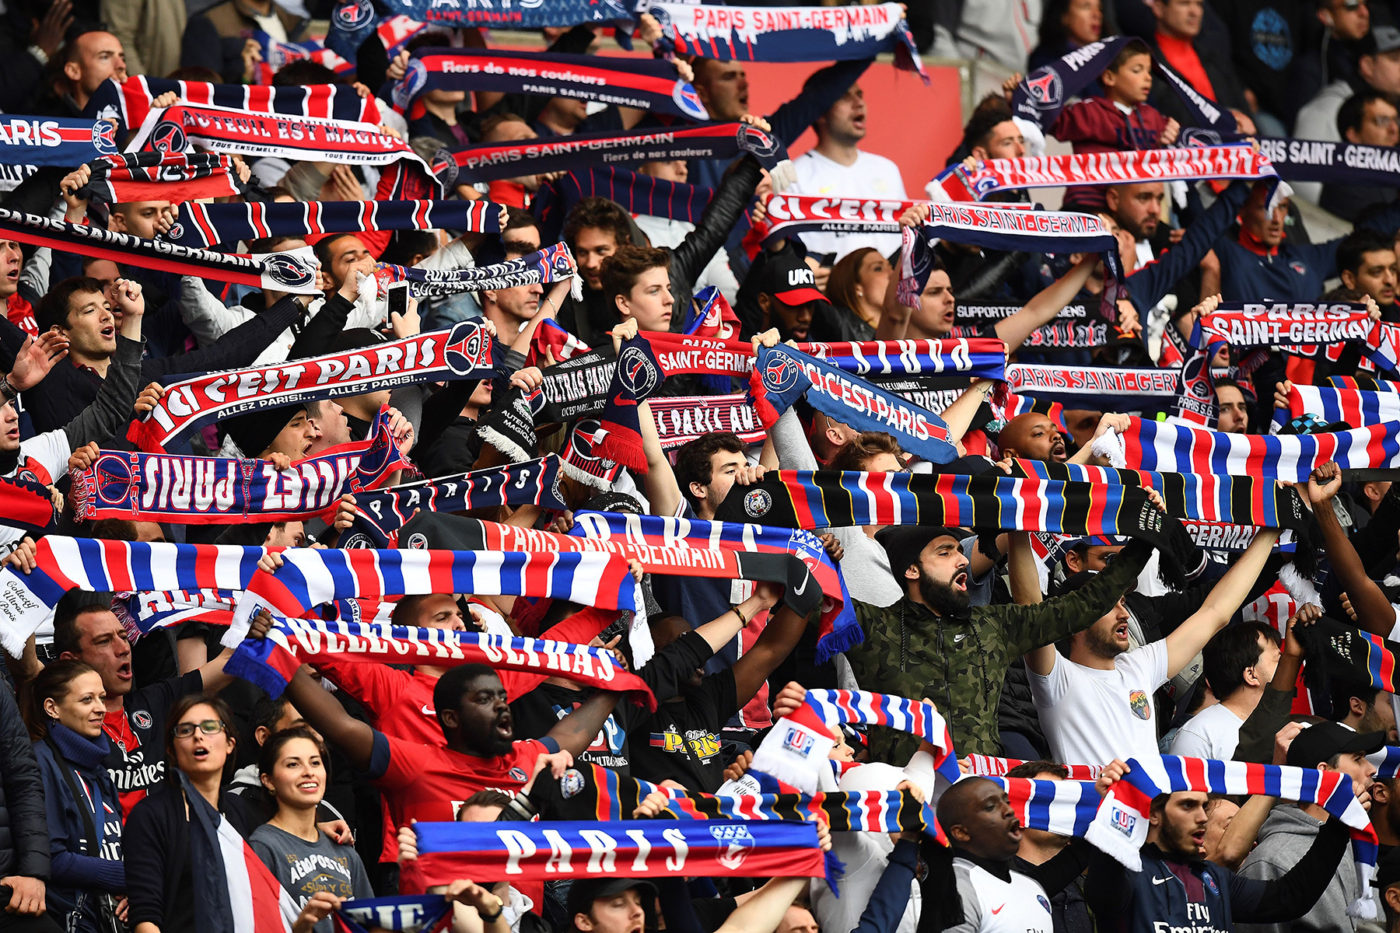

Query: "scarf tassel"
<box><xmin>748</xmin><ymin>366</ymin><xmax>781</xmax><ymax>429</ymax></box>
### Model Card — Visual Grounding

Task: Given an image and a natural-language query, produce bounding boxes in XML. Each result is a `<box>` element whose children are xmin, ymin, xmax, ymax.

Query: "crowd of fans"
<box><xmin>6</xmin><ymin>1</ymin><xmax>1400</xmax><ymax>933</ymax></box>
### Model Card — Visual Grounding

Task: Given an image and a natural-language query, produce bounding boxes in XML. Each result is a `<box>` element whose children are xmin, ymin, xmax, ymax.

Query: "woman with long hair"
<box><xmin>249</xmin><ymin>727</ymin><xmax>372</xmax><ymax>933</ymax></box>
<box><xmin>1029</xmin><ymin>0</ymin><xmax>1106</xmax><ymax>72</ymax></box>
<box><xmin>822</xmin><ymin>247</ymin><xmax>892</xmax><ymax>340</ymax></box>
<box><xmin>25</xmin><ymin>660</ymin><xmax>127</xmax><ymax>933</ymax></box>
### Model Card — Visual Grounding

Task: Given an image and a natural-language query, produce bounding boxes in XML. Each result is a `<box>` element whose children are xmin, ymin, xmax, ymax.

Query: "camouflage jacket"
<box><xmin>847</xmin><ymin>540</ymin><xmax>1151</xmax><ymax>757</ymax></box>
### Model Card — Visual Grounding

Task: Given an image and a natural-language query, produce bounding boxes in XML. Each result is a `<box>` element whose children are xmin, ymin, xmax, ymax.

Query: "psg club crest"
<box><xmin>263</xmin><ymin>252</ymin><xmax>317</xmax><ymax>290</ymax></box>
<box><xmin>618</xmin><ymin>346</ymin><xmax>659</xmax><ymax>398</ymax></box>
<box><xmin>671</xmin><ymin>81</ymin><xmax>707</xmax><ymax>121</ymax></box>
<box><xmin>763</xmin><ymin>356</ymin><xmax>801</xmax><ymax>394</ymax></box>
<box><xmin>444</xmin><ymin>321</ymin><xmax>491</xmax><ymax>375</ymax></box>
<box><xmin>150</xmin><ymin>120</ymin><xmax>187</xmax><ymax>154</ymax></box>
<box><xmin>91</xmin><ymin>454</ymin><xmax>135</xmax><ymax>503</ymax></box>
<box><xmin>734</xmin><ymin>122</ymin><xmax>779</xmax><ymax>160</ymax></box>
<box><xmin>334</xmin><ymin>0</ymin><xmax>374</xmax><ymax>32</ymax></box>
<box><xmin>90</xmin><ymin>120</ymin><xmax>118</xmax><ymax>153</ymax></box>
<box><xmin>1022</xmin><ymin>68</ymin><xmax>1063</xmax><ymax>110</ymax></box>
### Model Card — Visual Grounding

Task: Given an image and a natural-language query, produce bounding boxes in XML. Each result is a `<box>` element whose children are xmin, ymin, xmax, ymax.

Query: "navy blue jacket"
<box><xmin>1084</xmin><ymin>818</ymin><xmax>1349</xmax><ymax>933</ymax></box>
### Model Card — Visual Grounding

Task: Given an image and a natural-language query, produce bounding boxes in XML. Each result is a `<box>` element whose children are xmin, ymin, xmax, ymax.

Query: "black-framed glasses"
<box><xmin>172</xmin><ymin>719</ymin><xmax>226</xmax><ymax>738</ymax></box>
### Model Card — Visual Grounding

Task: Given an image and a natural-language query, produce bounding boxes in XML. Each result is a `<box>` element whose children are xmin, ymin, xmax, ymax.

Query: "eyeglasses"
<box><xmin>172</xmin><ymin>719</ymin><xmax>226</xmax><ymax>738</ymax></box>
<box><xmin>1369</xmin><ymin>115</ymin><xmax>1398</xmax><ymax>128</ymax></box>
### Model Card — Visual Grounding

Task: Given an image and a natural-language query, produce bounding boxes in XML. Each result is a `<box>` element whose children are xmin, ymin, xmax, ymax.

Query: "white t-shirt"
<box><xmin>0</xmin><ymin>429</ymin><xmax>70</xmax><ymax>552</ymax></box>
<box><xmin>952</xmin><ymin>858</ymin><xmax>1054</xmax><ymax>933</ymax></box>
<box><xmin>1168</xmin><ymin>702</ymin><xmax>1245</xmax><ymax>761</ymax></box>
<box><xmin>789</xmin><ymin>149</ymin><xmax>907</xmax><ymax>261</ymax></box>
<box><xmin>1028</xmin><ymin>641</ymin><xmax>1169</xmax><ymax>767</ymax></box>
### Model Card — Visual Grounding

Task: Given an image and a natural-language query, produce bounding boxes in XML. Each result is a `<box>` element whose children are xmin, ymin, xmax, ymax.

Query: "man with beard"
<box><xmin>925</xmin><ymin>776</ymin><xmax>1091</xmax><ymax>933</ymax></box>
<box><xmin>846</xmin><ymin>523</ymin><xmax>1154</xmax><ymax>758</ymax></box>
<box><xmin>1013</xmin><ymin>526</ymin><xmax>1279</xmax><ymax>765</ymax></box>
<box><xmin>1086</xmin><ymin>760</ymin><xmax>1354</xmax><ymax>933</ymax></box>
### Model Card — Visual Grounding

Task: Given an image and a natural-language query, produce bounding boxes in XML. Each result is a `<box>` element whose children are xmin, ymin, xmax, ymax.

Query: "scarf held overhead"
<box><xmin>82</xmin><ymin>151</ymin><xmax>243</xmax><ymax>205</ymax></box>
<box><xmin>373</xmin><ymin>241</ymin><xmax>580</xmax><ymax>300</ymax></box>
<box><xmin>0</xmin><ymin>115</ymin><xmax>118</xmax><ymax>168</ymax></box>
<box><xmin>127</xmin><ymin>322</ymin><xmax>497</xmax><ymax>452</ymax></box>
<box><xmin>164</xmin><ymin>198</ymin><xmax>504</xmax><ymax>250</ymax></box>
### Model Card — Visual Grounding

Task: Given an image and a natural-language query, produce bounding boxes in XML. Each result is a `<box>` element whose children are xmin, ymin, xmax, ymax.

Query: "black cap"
<box><xmin>1363</xmin><ymin>24</ymin><xmax>1400</xmax><ymax>56</ymax></box>
<box><xmin>875</xmin><ymin>526</ymin><xmax>962</xmax><ymax>577</ymax></box>
<box><xmin>566</xmin><ymin>878</ymin><xmax>656</xmax><ymax>922</ymax></box>
<box><xmin>1285</xmin><ymin>721</ymin><xmax>1386</xmax><ymax>769</ymax></box>
<box><xmin>753</xmin><ymin>248</ymin><xmax>830</xmax><ymax>307</ymax></box>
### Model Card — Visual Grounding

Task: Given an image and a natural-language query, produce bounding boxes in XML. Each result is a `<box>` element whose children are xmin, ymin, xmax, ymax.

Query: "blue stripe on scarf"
<box><xmin>0</xmin><ymin>116</ymin><xmax>116</xmax><ymax>167</ymax></box>
<box><xmin>336</xmin><ymin>895</ymin><xmax>453</xmax><ymax>933</ymax></box>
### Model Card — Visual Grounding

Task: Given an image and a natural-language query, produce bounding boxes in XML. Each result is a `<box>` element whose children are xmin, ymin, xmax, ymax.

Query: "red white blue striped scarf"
<box><xmin>165</xmin><ymin>198</ymin><xmax>504</xmax><ymax>250</ymax></box>
<box><xmin>396</xmin><ymin>48</ymin><xmax>708</xmax><ymax>122</ymax></box>
<box><xmin>1113</xmin><ymin>415</ymin><xmax>1400</xmax><ymax>481</ymax></box>
<box><xmin>224</xmin><ymin>614</ymin><xmax>657</xmax><ymax>707</ymax></box>
<box><xmin>928</xmin><ymin>145</ymin><xmax>1278</xmax><ymax>203</ymax></box>
<box><xmin>1274</xmin><ymin>383</ymin><xmax>1400</xmax><ymax>433</ymax></box>
<box><xmin>225</xmin><ymin>546</ymin><xmax>640</xmax><ymax>638</ymax></box>
<box><xmin>985</xmin><ymin>776</ymin><xmax>1102</xmax><ymax>839</ymax></box>
<box><xmin>83</xmin><ymin>74</ymin><xmax>380</xmax><ymax>137</ymax></box>
<box><xmin>649</xmin><ymin>2</ymin><xmax>926</xmax><ymax>79</ymax></box>
<box><xmin>127</xmin><ymin>321</ymin><xmax>498</xmax><ymax>452</ymax></box>
<box><xmin>801</xmin><ymin>690</ymin><xmax>962</xmax><ymax>786</ymax></box>
<box><xmin>74</xmin><ymin>409</ymin><xmax>408</xmax><ymax>524</ymax></box>
<box><xmin>0</xmin><ymin>206</ymin><xmax>320</xmax><ymax>297</ymax></box>
<box><xmin>964</xmin><ymin>755</ymin><xmax>1102</xmax><ymax>780</ymax></box>
<box><xmin>1088</xmin><ymin>755</ymin><xmax>1378</xmax><ymax>919</ymax></box>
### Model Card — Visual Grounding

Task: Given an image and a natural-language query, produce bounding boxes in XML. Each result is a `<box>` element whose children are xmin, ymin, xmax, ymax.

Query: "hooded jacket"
<box><xmin>1237</xmin><ymin>805</ymin><xmax>1359</xmax><ymax>933</ymax></box>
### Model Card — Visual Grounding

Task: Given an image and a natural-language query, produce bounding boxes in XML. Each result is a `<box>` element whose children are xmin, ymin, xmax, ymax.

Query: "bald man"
<box><xmin>996</xmin><ymin>412</ymin><xmax>1067</xmax><ymax>463</ymax></box>
<box><xmin>933</xmin><ymin>777</ymin><xmax>1091</xmax><ymax>932</ymax></box>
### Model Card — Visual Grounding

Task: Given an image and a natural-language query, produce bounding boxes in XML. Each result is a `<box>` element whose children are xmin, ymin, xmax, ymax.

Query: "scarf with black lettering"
<box><xmin>0</xmin><ymin>115</ymin><xmax>119</xmax><ymax>169</ymax></box>
<box><xmin>164</xmin><ymin>198</ymin><xmax>504</xmax><ymax>250</ymax></box>
<box><xmin>1011</xmin><ymin>36</ymin><xmax>1237</xmax><ymax>136</ymax></box>
<box><xmin>929</xmin><ymin>145</ymin><xmax>1278</xmax><ymax>204</ymax></box>
<box><xmin>127</xmin><ymin>322</ymin><xmax>498</xmax><ymax>452</ymax></box>
<box><xmin>372</xmin><ymin>241</ymin><xmax>581</xmax><ymax>300</ymax></box>
<box><xmin>749</xmin><ymin>343</ymin><xmax>959</xmax><ymax>465</ymax></box>
<box><xmin>451</xmin><ymin>121</ymin><xmax>784</xmax><ymax>184</ymax></box>
<box><xmin>1088</xmin><ymin>755</ymin><xmax>1377</xmax><ymax>919</ymax></box>
<box><xmin>713</xmin><ymin>469</ymin><xmax>1203</xmax><ymax>586</ymax></box>
<box><xmin>533</xmin><ymin>167</ymin><xmax>714</xmax><ymax>243</ymax></box>
<box><xmin>1007</xmin><ymin>458</ymin><xmax>1310</xmax><ymax>531</ymax></box>
<box><xmin>83</xmin><ymin>74</ymin><xmax>381</xmax><ymax>138</ymax></box>
<box><xmin>395</xmin><ymin>48</ymin><xmax>708</xmax><ymax>121</ymax></box>
<box><xmin>648</xmin><ymin>2</ymin><xmax>925</xmax><ymax>79</ymax></box>
<box><xmin>80</xmin><ymin>151</ymin><xmax>243</xmax><ymax>207</ymax></box>
<box><xmin>74</xmin><ymin>410</ymin><xmax>408</xmax><ymax>524</ymax></box>
<box><xmin>569</xmin><ymin>509</ymin><xmax>854</xmax><ymax>660</ymax></box>
<box><xmin>341</xmin><ymin>457</ymin><xmax>567</xmax><ymax>549</ymax></box>
<box><xmin>411</xmin><ymin>819</ymin><xmax>823</xmax><ymax>886</ymax></box>
<box><xmin>0</xmin><ymin>206</ymin><xmax>320</xmax><ymax>297</ymax></box>
<box><xmin>1107</xmin><ymin>415</ymin><xmax>1400</xmax><ymax>481</ymax></box>
<box><xmin>226</xmin><ymin>614</ymin><xmax>657</xmax><ymax>707</ymax></box>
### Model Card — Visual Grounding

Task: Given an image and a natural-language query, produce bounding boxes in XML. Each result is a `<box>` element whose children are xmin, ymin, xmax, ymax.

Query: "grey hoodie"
<box><xmin>1237</xmin><ymin>805</ymin><xmax>1359</xmax><ymax>933</ymax></box>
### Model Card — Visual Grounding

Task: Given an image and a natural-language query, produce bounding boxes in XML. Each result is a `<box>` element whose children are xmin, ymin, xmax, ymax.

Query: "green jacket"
<box><xmin>847</xmin><ymin>540</ymin><xmax>1152</xmax><ymax>757</ymax></box>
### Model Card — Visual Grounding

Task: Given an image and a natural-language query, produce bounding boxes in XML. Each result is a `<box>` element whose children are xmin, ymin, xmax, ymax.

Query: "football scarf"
<box><xmin>801</xmin><ymin>690</ymin><xmax>962</xmax><ymax>787</ymax></box>
<box><xmin>411</xmin><ymin>819</ymin><xmax>824</xmax><ymax>885</ymax></box>
<box><xmin>1257</xmin><ymin>137</ymin><xmax>1400</xmax><ymax>189</ymax></box>
<box><xmin>649</xmin><ymin>394</ymin><xmax>766</xmax><ymax>450</ymax></box>
<box><xmin>397</xmin><ymin>48</ymin><xmax>708</xmax><ymax>121</ymax></box>
<box><xmin>1274</xmin><ymin>383</ymin><xmax>1400</xmax><ymax>433</ymax></box>
<box><xmin>163</xmin><ymin>198</ymin><xmax>504</xmax><ymax>250</ymax></box>
<box><xmin>713</xmin><ymin>469</ymin><xmax>1202</xmax><ymax>583</ymax></box>
<box><xmin>749</xmin><ymin>343</ymin><xmax>959</xmax><ymax>465</ymax></box>
<box><xmin>127</xmin><ymin>321</ymin><xmax>498</xmax><ymax>452</ymax></box>
<box><xmin>83</xmin><ymin>74</ymin><xmax>381</xmax><ymax>137</ymax></box>
<box><xmin>180</xmin><ymin>770</ymin><xmax>298</xmax><ymax>933</ymax></box>
<box><xmin>754</xmin><ymin>192</ymin><xmax>918</xmax><ymax>244</ymax></box>
<box><xmin>340</xmin><ymin>457</ymin><xmax>568</xmax><ymax>549</ymax></box>
<box><xmin>1007</xmin><ymin>459</ymin><xmax>1310</xmax><ymax>531</ymax></box>
<box><xmin>594</xmin><ymin>334</ymin><xmax>664</xmax><ymax>470</ymax></box>
<box><xmin>1087</xmin><ymin>755</ymin><xmax>1378</xmax><ymax>919</ymax></box>
<box><xmin>1012</xmin><ymin>36</ymin><xmax>1237</xmax><ymax>136</ymax></box>
<box><xmin>0</xmin><ymin>207</ymin><xmax>320</xmax><ymax>298</ymax></box>
<box><xmin>647</xmin><ymin>2</ymin><xmax>925</xmax><ymax>79</ymax></box>
<box><xmin>73</xmin><ymin>410</ymin><xmax>409</xmax><ymax>524</ymax></box>
<box><xmin>929</xmin><ymin>145</ymin><xmax>1277</xmax><ymax>203</ymax></box>
<box><xmin>251</xmin><ymin>32</ymin><xmax>353</xmax><ymax>86</ymax></box>
<box><xmin>533</xmin><ymin>166</ymin><xmax>714</xmax><ymax>241</ymax></box>
<box><xmin>560</xmin><ymin>419</ymin><xmax>623</xmax><ymax>491</ymax></box>
<box><xmin>81</xmin><ymin>151</ymin><xmax>243</xmax><ymax>205</ymax></box>
<box><xmin>955</xmin><ymin>320</ymin><xmax>1109</xmax><ymax>351</ymax></box>
<box><xmin>450</xmin><ymin>121</ymin><xmax>784</xmax><ymax>184</ymax></box>
<box><xmin>372</xmin><ymin>241</ymin><xmax>581</xmax><ymax>300</ymax></box>
<box><xmin>225</xmin><ymin>614</ymin><xmax>657</xmax><ymax>707</ymax></box>
<box><xmin>223</xmin><ymin>545</ymin><xmax>640</xmax><ymax>638</ymax></box>
<box><xmin>335</xmin><ymin>896</ymin><xmax>453</xmax><ymax>933</ymax></box>
<box><xmin>1111</xmin><ymin>416</ymin><xmax>1400</xmax><ymax>481</ymax></box>
<box><xmin>986</xmin><ymin>777</ymin><xmax>1102</xmax><ymax>839</ymax></box>
<box><xmin>568</xmin><ymin>509</ymin><xmax>855</xmax><ymax>661</ymax></box>
<box><xmin>1295</xmin><ymin>616</ymin><xmax>1400</xmax><ymax>700</ymax></box>
<box><xmin>0</xmin><ymin>475</ymin><xmax>57</xmax><ymax>539</ymax></box>
<box><xmin>0</xmin><ymin>115</ymin><xmax>118</xmax><ymax>168</ymax></box>
<box><xmin>0</xmin><ymin>537</ymin><xmax>266</xmax><ymax>656</ymax></box>
<box><xmin>964</xmin><ymin>755</ymin><xmax>1103</xmax><ymax>780</ymax></box>
<box><xmin>128</xmin><ymin>104</ymin><xmax>436</xmax><ymax>180</ymax></box>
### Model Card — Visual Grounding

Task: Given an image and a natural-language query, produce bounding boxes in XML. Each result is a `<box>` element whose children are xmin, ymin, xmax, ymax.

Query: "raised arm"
<box><xmin>1308</xmin><ymin>461</ymin><xmax>1397</xmax><ymax>636</ymax></box>
<box><xmin>730</xmin><ymin>583</ymin><xmax>804</xmax><ymax>705</ymax></box>
<box><xmin>1162</xmin><ymin>527</ymin><xmax>1280</xmax><ymax>677</ymax></box>
<box><xmin>994</xmin><ymin>254</ymin><xmax>1096</xmax><ymax>354</ymax></box>
<box><xmin>544</xmin><ymin>690</ymin><xmax>621</xmax><ymax>758</ymax></box>
<box><xmin>938</xmin><ymin>379</ymin><xmax>997</xmax><ymax>446</ymax></box>
<box><xmin>1008</xmin><ymin>531</ymin><xmax>1056</xmax><ymax>677</ymax></box>
<box><xmin>713</xmin><ymin>876</ymin><xmax>808</xmax><ymax>933</ymax></box>
<box><xmin>283</xmin><ymin>665</ymin><xmax>377</xmax><ymax>770</ymax></box>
